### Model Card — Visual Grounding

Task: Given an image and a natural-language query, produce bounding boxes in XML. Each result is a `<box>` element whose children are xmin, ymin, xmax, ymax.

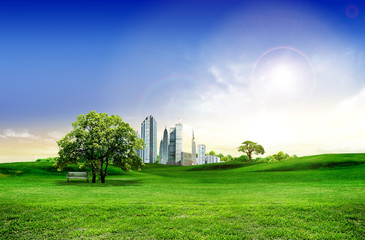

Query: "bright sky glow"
<box><xmin>263</xmin><ymin>64</ymin><xmax>299</xmax><ymax>92</ymax></box>
<box><xmin>252</xmin><ymin>46</ymin><xmax>315</xmax><ymax>102</ymax></box>
<box><xmin>1</xmin><ymin>0</ymin><xmax>365</xmax><ymax>162</ymax></box>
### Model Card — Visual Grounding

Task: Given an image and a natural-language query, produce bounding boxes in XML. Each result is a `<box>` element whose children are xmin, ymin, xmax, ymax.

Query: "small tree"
<box><xmin>238</xmin><ymin>141</ymin><xmax>265</xmax><ymax>162</ymax></box>
<box><xmin>208</xmin><ymin>150</ymin><xmax>216</xmax><ymax>156</ymax></box>
<box><xmin>55</xmin><ymin>111</ymin><xmax>145</xmax><ymax>183</ymax></box>
<box><xmin>272</xmin><ymin>151</ymin><xmax>287</xmax><ymax>161</ymax></box>
<box><xmin>269</xmin><ymin>151</ymin><xmax>297</xmax><ymax>162</ymax></box>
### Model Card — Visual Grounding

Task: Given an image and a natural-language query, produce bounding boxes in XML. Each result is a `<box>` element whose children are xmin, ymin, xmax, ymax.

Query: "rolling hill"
<box><xmin>0</xmin><ymin>154</ymin><xmax>364</xmax><ymax>239</ymax></box>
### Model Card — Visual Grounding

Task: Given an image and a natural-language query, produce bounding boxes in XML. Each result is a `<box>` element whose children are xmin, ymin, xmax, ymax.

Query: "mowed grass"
<box><xmin>0</xmin><ymin>154</ymin><xmax>364</xmax><ymax>239</ymax></box>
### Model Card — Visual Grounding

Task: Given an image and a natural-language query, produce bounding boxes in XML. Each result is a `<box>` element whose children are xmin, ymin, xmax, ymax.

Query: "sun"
<box><xmin>269</xmin><ymin>63</ymin><xmax>299</xmax><ymax>92</ymax></box>
<box><xmin>257</xmin><ymin>60</ymin><xmax>306</xmax><ymax>98</ymax></box>
<box><xmin>252</xmin><ymin>46</ymin><xmax>315</xmax><ymax>102</ymax></box>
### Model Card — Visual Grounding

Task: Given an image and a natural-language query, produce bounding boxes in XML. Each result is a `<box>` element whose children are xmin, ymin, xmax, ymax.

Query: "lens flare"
<box><xmin>251</xmin><ymin>46</ymin><xmax>316</xmax><ymax>102</ymax></box>
<box><xmin>346</xmin><ymin>5</ymin><xmax>359</xmax><ymax>19</ymax></box>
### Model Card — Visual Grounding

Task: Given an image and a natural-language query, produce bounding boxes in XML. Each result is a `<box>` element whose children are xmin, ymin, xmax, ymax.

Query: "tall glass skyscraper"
<box><xmin>168</xmin><ymin>127</ymin><xmax>176</xmax><ymax>165</ymax></box>
<box><xmin>160</xmin><ymin>127</ymin><xmax>169</xmax><ymax>164</ymax></box>
<box><xmin>159</xmin><ymin>139</ymin><xmax>163</xmax><ymax>164</ymax></box>
<box><xmin>192</xmin><ymin>130</ymin><xmax>196</xmax><ymax>165</ymax></box>
<box><xmin>141</xmin><ymin>115</ymin><xmax>157</xmax><ymax>163</ymax></box>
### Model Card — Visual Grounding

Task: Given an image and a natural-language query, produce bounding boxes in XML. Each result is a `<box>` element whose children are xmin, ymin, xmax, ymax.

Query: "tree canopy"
<box><xmin>55</xmin><ymin>111</ymin><xmax>145</xmax><ymax>183</ymax></box>
<box><xmin>267</xmin><ymin>151</ymin><xmax>297</xmax><ymax>162</ymax></box>
<box><xmin>238</xmin><ymin>141</ymin><xmax>265</xmax><ymax>162</ymax></box>
<box><xmin>208</xmin><ymin>150</ymin><xmax>216</xmax><ymax>156</ymax></box>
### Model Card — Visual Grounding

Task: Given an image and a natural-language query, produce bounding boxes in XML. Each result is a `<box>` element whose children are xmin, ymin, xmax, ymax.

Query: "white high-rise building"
<box><xmin>192</xmin><ymin>130</ymin><xmax>196</xmax><ymax>165</ymax></box>
<box><xmin>175</xmin><ymin>122</ymin><xmax>183</xmax><ymax>164</ymax></box>
<box><xmin>197</xmin><ymin>144</ymin><xmax>206</xmax><ymax>165</ymax></box>
<box><xmin>141</xmin><ymin>115</ymin><xmax>157</xmax><ymax>163</ymax></box>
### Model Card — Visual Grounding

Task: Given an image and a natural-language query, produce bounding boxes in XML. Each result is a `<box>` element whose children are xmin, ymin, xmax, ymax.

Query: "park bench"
<box><xmin>67</xmin><ymin>172</ymin><xmax>89</xmax><ymax>183</ymax></box>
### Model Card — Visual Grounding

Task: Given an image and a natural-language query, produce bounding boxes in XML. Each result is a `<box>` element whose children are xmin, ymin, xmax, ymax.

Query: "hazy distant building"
<box><xmin>205</xmin><ymin>154</ymin><xmax>220</xmax><ymax>164</ymax></box>
<box><xmin>141</xmin><ymin>115</ymin><xmax>157</xmax><ymax>163</ymax></box>
<box><xmin>159</xmin><ymin>127</ymin><xmax>169</xmax><ymax>164</ymax></box>
<box><xmin>167</xmin><ymin>127</ymin><xmax>176</xmax><ymax>165</ymax></box>
<box><xmin>181</xmin><ymin>152</ymin><xmax>193</xmax><ymax>166</ymax></box>
<box><xmin>175</xmin><ymin>122</ymin><xmax>183</xmax><ymax>164</ymax></box>
<box><xmin>159</xmin><ymin>139</ymin><xmax>163</xmax><ymax>163</ymax></box>
<box><xmin>135</xmin><ymin>131</ymin><xmax>142</xmax><ymax>158</ymax></box>
<box><xmin>197</xmin><ymin>144</ymin><xmax>206</xmax><ymax>165</ymax></box>
<box><xmin>191</xmin><ymin>130</ymin><xmax>196</xmax><ymax>165</ymax></box>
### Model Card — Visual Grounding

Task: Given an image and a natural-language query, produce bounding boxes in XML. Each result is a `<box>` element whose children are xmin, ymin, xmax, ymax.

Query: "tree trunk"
<box><xmin>92</xmin><ymin>173</ymin><xmax>96</xmax><ymax>183</ymax></box>
<box><xmin>100</xmin><ymin>159</ymin><xmax>109</xmax><ymax>184</ymax></box>
<box><xmin>91</xmin><ymin>163</ymin><xmax>97</xmax><ymax>183</ymax></box>
<box><xmin>103</xmin><ymin>160</ymin><xmax>109</xmax><ymax>183</ymax></box>
<box><xmin>101</xmin><ymin>174</ymin><xmax>106</xmax><ymax>183</ymax></box>
<box><xmin>100</xmin><ymin>160</ymin><xmax>105</xmax><ymax>183</ymax></box>
<box><xmin>91</xmin><ymin>149</ymin><xmax>96</xmax><ymax>183</ymax></box>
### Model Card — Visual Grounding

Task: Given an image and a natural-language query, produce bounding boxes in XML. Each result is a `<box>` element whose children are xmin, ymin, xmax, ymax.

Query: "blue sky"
<box><xmin>1</xmin><ymin>0</ymin><xmax>365</xmax><ymax>162</ymax></box>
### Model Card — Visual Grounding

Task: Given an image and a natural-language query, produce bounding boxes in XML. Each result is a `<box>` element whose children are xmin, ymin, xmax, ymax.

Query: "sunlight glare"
<box><xmin>252</xmin><ymin>46</ymin><xmax>315</xmax><ymax>102</ymax></box>
<box><xmin>270</xmin><ymin>64</ymin><xmax>298</xmax><ymax>92</ymax></box>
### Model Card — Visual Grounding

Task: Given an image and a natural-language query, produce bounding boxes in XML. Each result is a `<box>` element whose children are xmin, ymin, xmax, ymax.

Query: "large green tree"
<box><xmin>238</xmin><ymin>141</ymin><xmax>265</xmax><ymax>162</ymax></box>
<box><xmin>55</xmin><ymin>111</ymin><xmax>145</xmax><ymax>183</ymax></box>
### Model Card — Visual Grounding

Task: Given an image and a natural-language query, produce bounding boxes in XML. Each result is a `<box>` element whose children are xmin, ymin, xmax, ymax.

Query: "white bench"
<box><xmin>67</xmin><ymin>172</ymin><xmax>89</xmax><ymax>182</ymax></box>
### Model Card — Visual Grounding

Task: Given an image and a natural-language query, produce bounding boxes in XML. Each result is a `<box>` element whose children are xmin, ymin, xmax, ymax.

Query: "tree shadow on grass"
<box><xmin>55</xmin><ymin>178</ymin><xmax>142</xmax><ymax>187</ymax></box>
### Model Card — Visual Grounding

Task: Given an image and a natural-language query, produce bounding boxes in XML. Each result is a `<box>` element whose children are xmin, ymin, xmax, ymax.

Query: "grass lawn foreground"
<box><xmin>0</xmin><ymin>154</ymin><xmax>365</xmax><ymax>239</ymax></box>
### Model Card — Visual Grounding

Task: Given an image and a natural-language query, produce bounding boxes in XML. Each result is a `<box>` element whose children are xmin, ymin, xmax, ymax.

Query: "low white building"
<box><xmin>205</xmin><ymin>154</ymin><xmax>220</xmax><ymax>164</ymax></box>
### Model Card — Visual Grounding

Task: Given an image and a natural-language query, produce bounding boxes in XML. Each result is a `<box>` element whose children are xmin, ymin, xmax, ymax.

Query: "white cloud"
<box><xmin>47</xmin><ymin>130</ymin><xmax>68</xmax><ymax>140</ymax></box>
<box><xmin>307</xmin><ymin>88</ymin><xmax>365</xmax><ymax>153</ymax></box>
<box><xmin>0</xmin><ymin>129</ymin><xmax>38</xmax><ymax>139</ymax></box>
<box><xmin>338</xmin><ymin>88</ymin><xmax>365</xmax><ymax>112</ymax></box>
<box><xmin>184</xmin><ymin>53</ymin><xmax>365</xmax><ymax>156</ymax></box>
<box><xmin>209</xmin><ymin>66</ymin><xmax>226</xmax><ymax>84</ymax></box>
<box><xmin>0</xmin><ymin>128</ymin><xmax>62</xmax><ymax>163</ymax></box>
<box><xmin>208</xmin><ymin>63</ymin><xmax>252</xmax><ymax>86</ymax></box>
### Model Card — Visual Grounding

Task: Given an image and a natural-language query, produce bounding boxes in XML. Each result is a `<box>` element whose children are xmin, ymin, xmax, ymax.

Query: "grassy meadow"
<box><xmin>0</xmin><ymin>154</ymin><xmax>364</xmax><ymax>239</ymax></box>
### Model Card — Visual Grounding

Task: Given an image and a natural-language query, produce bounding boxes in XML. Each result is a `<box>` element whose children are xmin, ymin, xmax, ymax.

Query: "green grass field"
<box><xmin>1</xmin><ymin>154</ymin><xmax>364</xmax><ymax>239</ymax></box>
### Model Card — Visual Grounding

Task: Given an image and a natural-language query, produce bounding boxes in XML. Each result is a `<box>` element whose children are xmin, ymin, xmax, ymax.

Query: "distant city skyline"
<box><xmin>1</xmin><ymin>0</ymin><xmax>365</xmax><ymax>163</ymax></box>
<box><xmin>156</xmin><ymin>117</ymin><xmax>218</xmax><ymax>166</ymax></box>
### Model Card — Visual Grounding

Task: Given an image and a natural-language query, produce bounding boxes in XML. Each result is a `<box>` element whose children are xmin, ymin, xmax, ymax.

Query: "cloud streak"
<box><xmin>0</xmin><ymin>129</ymin><xmax>39</xmax><ymax>139</ymax></box>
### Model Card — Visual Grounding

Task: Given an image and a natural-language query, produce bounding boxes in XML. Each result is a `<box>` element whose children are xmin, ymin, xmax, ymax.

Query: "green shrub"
<box><xmin>233</xmin><ymin>155</ymin><xmax>249</xmax><ymax>162</ymax></box>
<box><xmin>35</xmin><ymin>157</ymin><xmax>58</xmax><ymax>163</ymax></box>
<box><xmin>265</xmin><ymin>152</ymin><xmax>298</xmax><ymax>162</ymax></box>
